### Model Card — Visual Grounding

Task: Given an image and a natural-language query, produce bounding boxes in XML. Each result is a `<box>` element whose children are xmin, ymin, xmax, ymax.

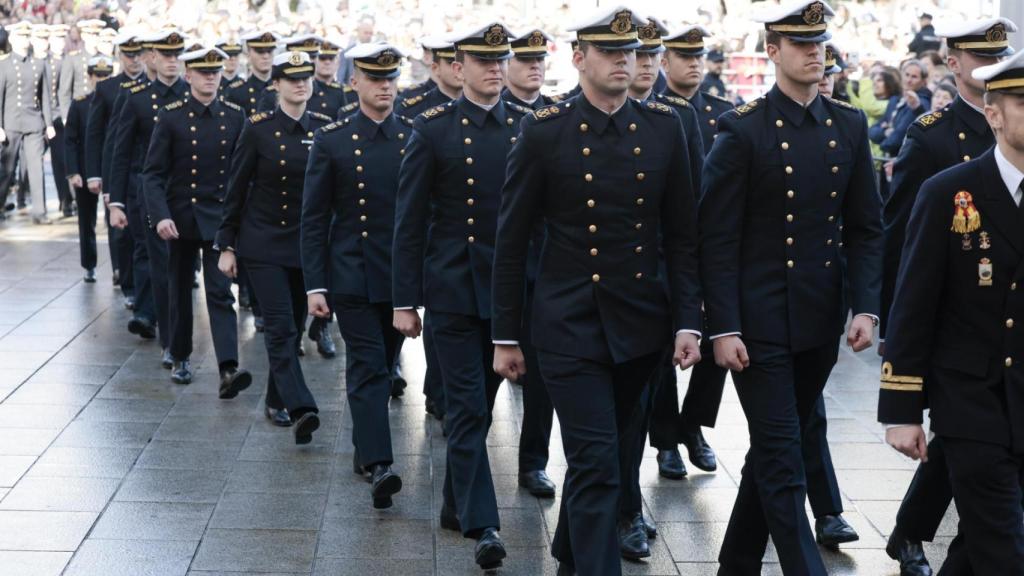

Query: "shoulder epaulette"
<box><xmin>74</xmin><ymin>94</ymin><xmax>88</xmax><ymax>102</ymax></box>
<box><xmin>404</xmin><ymin>81</ymin><xmax>426</xmax><ymax>92</ymax></box>
<box><xmin>402</xmin><ymin>94</ymin><xmax>425</xmax><ymax>108</ymax></box>
<box><xmin>826</xmin><ymin>97</ymin><xmax>859</xmax><ymax>112</ymax></box>
<box><xmin>343</xmin><ymin>85</ymin><xmax>353</xmax><ymax>93</ymax></box>
<box><xmin>704</xmin><ymin>92</ymin><xmax>733</xmax><ymax>105</ymax></box>
<box><xmin>399</xmin><ymin>115</ymin><xmax>415</xmax><ymax>126</ymax></box>
<box><xmin>120</xmin><ymin>79</ymin><xmax>138</xmax><ymax>88</ymax></box>
<box><xmin>505</xmin><ymin>101</ymin><xmax>531</xmax><ymax>115</ymax></box>
<box><xmin>532</xmin><ymin>102</ymin><xmax>569</xmax><ymax>122</ymax></box>
<box><xmin>660</xmin><ymin>95</ymin><xmax>690</xmax><ymax>108</ymax></box>
<box><xmin>339</xmin><ymin>101</ymin><xmax>359</xmax><ymax>114</ymax></box>
<box><xmin>129</xmin><ymin>83</ymin><xmax>148</xmax><ymax>94</ymax></box>
<box><xmin>914</xmin><ymin>109</ymin><xmax>947</xmax><ymax>129</ymax></box>
<box><xmin>732</xmin><ymin>97</ymin><xmax>764</xmax><ymax>117</ymax></box>
<box><xmin>265</xmin><ymin>85</ymin><xmax>277</xmax><ymax>93</ymax></box>
<box><xmin>163</xmin><ymin>99</ymin><xmax>184</xmax><ymax>111</ymax></box>
<box><xmin>309</xmin><ymin>111</ymin><xmax>332</xmax><ymax>123</ymax></box>
<box><xmin>249</xmin><ymin>111</ymin><xmax>272</xmax><ymax>124</ymax></box>
<box><xmin>327</xmin><ymin>81</ymin><xmax>342</xmax><ymax>89</ymax></box>
<box><xmin>221</xmin><ymin>100</ymin><xmax>242</xmax><ymax>113</ymax></box>
<box><xmin>644</xmin><ymin>101</ymin><xmax>675</xmax><ymax>116</ymax></box>
<box><xmin>320</xmin><ymin>120</ymin><xmax>345</xmax><ymax>134</ymax></box>
<box><xmin>228</xmin><ymin>78</ymin><xmax>245</xmax><ymax>89</ymax></box>
<box><xmin>420</xmin><ymin>103</ymin><xmax>452</xmax><ymax>121</ymax></box>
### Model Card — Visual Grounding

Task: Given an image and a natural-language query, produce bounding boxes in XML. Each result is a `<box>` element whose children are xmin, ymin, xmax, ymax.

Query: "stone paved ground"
<box><xmin>0</xmin><ymin>198</ymin><xmax>956</xmax><ymax>575</ymax></box>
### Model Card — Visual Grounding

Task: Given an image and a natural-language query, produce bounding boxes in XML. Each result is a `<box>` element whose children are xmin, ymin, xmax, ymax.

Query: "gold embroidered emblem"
<box><xmin>377</xmin><ymin>51</ymin><xmax>397</xmax><ymax>67</ymax></box>
<box><xmin>684</xmin><ymin>29</ymin><xmax>703</xmax><ymax>44</ymax></box>
<box><xmin>803</xmin><ymin>2</ymin><xmax>825</xmax><ymax>25</ymax></box>
<box><xmin>638</xmin><ymin>22</ymin><xmax>658</xmax><ymax>41</ymax></box>
<box><xmin>610</xmin><ymin>11</ymin><xmax>633</xmax><ymax>35</ymax></box>
<box><xmin>528</xmin><ymin>31</ymin><xmax>545</xmax><ymax>47</ymax></box>
<box><xmin>484</xmin><ymin>25</ymin><xmax>507</xmax><ymax>46</ymax></box>
<box><xmin>288</xmin><ymin>51</ymin><xmax>305</xmax><ymax>66</ymax></box>
<box><xmin>986</xmin><ymin>23</ymin><xmax>1007</xmax><ymax>43</ymax></box>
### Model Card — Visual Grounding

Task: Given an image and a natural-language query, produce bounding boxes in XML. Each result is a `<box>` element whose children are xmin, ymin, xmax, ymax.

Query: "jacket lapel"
<box><xmin>976</xmin><ymin>150</ymin><xmax>1024</xmax><ymax>256</ymax></box>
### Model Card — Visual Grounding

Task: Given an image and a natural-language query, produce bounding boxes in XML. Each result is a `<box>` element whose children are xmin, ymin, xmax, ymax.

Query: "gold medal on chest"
<box><xmin>979</xmin><ymin>231</ymin><xmax>991</xmax><ymax>250</ymax></box>
<box><xmin>978</xmin><ymin>258</ymin><xmax>993</xmax><ymax>287</ymax></box>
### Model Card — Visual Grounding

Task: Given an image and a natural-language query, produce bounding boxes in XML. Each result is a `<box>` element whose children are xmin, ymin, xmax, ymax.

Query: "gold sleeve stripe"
<box><xmin>880</xmin><ymin>381</ymin><xmax>924</xmax><ymax>392</ymax></box>
<box><xmin>881</xmin><ymin>361</ymin><xmax>924</xmax><ymax>389</ymax></box>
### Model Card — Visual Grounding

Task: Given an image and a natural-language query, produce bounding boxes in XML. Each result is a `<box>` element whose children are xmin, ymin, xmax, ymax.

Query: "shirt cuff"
<box><xmin>87</xmin><ymin>178</ymin><xmax>101</xmax><ymax>184</ymax></box>
<box><xmin>883</xmin><ymin>423</ymin><xmax>918</xmax><ymax>430</ymax></box>
<box><xmin>675</xmin><ymin>329</ymin><xmax>702</xmax><ymax>339</ymax></box>
<box><xmin>493</xmin><ymin>340</ymin><xmax>518</xmax><ymax>345</ymax></box>
<box><xmin>306</xmin><ymin>289</ymin><xmax>327</xmax><ymax>295</ymax></box>
<box><xmin>109</xmin><ymin>202</ymin><xmax>125</xmax><ymax>209</ymax></box>
<box><xmin>856</xmin><ymin>313</ymin><xmax>880</xmax><ymax>325</ymax></box>
<box><xmin>709</xmin><ymin>332</ymin><xmax>741</xmax><ymax>340</ymax></box>
<box><xmin>393</xmin><ymin>306</ymin><xmax>415</xmax><ymax>311</ymax></box>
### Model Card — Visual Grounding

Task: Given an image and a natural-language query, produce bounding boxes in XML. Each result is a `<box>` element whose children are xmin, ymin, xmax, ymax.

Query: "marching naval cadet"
<box><xmin>0</xmin><ymin>21</ymin><xmax>56</xmax><ymax>224</ymax></box>
<box><xmin>498</xmin><ymin>27</ymin><xmax>558</xmax><ymax>501</ymax></box>
<box><xmin>85</xmin><ymin>32</ymin><xmax>144</xmax><ymax>293</ymax></box>
<box><xmin>880</xmin><ymin>17</ymin><xmax>1016</xmax><ymax>576</ymax></box>
<box><xmin>701</xmin><ymin>49</ymin><xmax>728</xmax><ymax>98</ymax></box>
<box><xmin>303</xmin><ymin>41</ymin><xmax>408</xmax><ymax>509</ymax></box>
<box><xmin>392</xmin><ymin>22</ymin><xmax>530</xmax><ymax>570</ymax></box>
<box><xmin>216</xmin><ymin>39</ymin><xmax>243</xmax><ymax>90</ymax></box>
<box><xmin>397</xmin><ymin>37</ymin><xmax>461</xmax><ymax>118</ymax></box>
<box><xmin>225</xmin><ymin>30</ymin><xmax>279</xmax><ymax>116</ymax></box>
<box><xmin>34</xmin><ymin>24</ymin><xmax>73</xmax><ymax>218</ymax></box>
<box><xmin>65</xmin><ymin>55</ymin><xmax>112</xmax><ymax>283</ymax></box>
<box><xmin>880</xmin><ymin>49</ymin><xmax>1024</xmax><ymax>575</ymax></box>
<box><xmin>142</xmin><ymin>46</ymin><xmax>251</xmax><ymax>396</ymax></box>
<box><xmin>108</xmin><ymin>30</ymin><xmax>188</xmax><ymax>361</ymax></box>
<box><xmin>216</xmin><ymin>51</ymin><xmax>331</xmax><ymax>443</ymax></box>
<box><xmin>58</xmin><ymin>19</ymin><xmax>102</xmax><ymax>125</ymax></box>
<box><xmin>699</xmin><ymin>2</ymin><xmax>882</xmax><ymax>574</ymax></box>
<box><xmin>492</xmin><ymin>7</ymin><xmax>703</xmax><ymax>575</ymax></box>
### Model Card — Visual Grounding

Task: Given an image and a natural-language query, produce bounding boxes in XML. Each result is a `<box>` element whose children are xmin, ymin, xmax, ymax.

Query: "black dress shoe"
<box><xmin>127</xmin><ymin>316</ymin><xmax>156</xmax><ymax>339</ymax></box>
<box><xmin>316</xmin><ymin>330</ymin><xmax>336</xmax><ymax>358</ymax></box>
<box><xmin>439</xmin><ymin>504</ymin><xmax>460</xmax><ymax>532</ymax></box>
<box><xmin>112</xmin><ymin>270</ymin><xmax>120</xmax><ymax>286</ymax></box>
<box><xmin>886</xmin><ymin>529</ymin><xmax>933</xmax><ymax>576</ymax></box>
<box><xmin>639</xmin><ymin>514</ymin><xmax>657</xmax><ymax>539</ymax></box>
<box><xmin>816</xmin><ymin>514</ymin><xmax>860</xmax><ymax>549</ymax></box>
<box><xmin>296</xmin><ymin>341</ymin><xmax>305</xmax><ymax>356</ymax></box>
<box><xmin>425</xmin><ymin>398</ymin><xmax>445</xmax><ymax>421</ymax></box>
<box><xmin>370</xmin><ymin>464</ymin><xmax>402</xmax><ymax>509</ymax></box>
<box><xmin>253</xmin><ymin>316</ymin><xmax>264</xmax><ymax>332</ymax></box>
<box><xmin>474</xmin><ymin>528</ymin><xmax>506</xmax><ymax>569</ymax></box>
<box><xmin>265</xmin><ymin>406</ymin><xmax>292</xmax><ymax>427</ymax></box>
<box><xmin>83</xmin><ymin>269</ymin><xmax>96</xmax><ymax>283</ymax></box>
<box><xmin>391</xmin><ymin>374</ymin><xmax>407</xmax><ymax>398</ymax></box>
<box><xmin>161</xmin><ymin>349</ymin><xmax>173</xmax><ymax>369</ymax></box>
<box><xmin>218</xmin><ymin>367</ymin><xmax>252</xmax><ymax>399</ymax></box>
<box><xmin>293</xmin><ymin>411</ymin><xmax>320</xmax><ymax>445</ymax></box>
<box><xmin>681</xmin><ymin>429</ymin><xmax>718</xmax><ymax>472</ymax></box>
<box><xmin>171</xmin><ymin>360</ymin><xmax>192</xmax><ymax>384</ymax></box>
<box><xmin>518</xmin><ymin>470</ymin><xmax>556</xmax><ymax>498</ymax></box>
<box><xmin>124</xmin><ymin>296</ymin><xmax>135</xmax><ymax>311</ymax></box>
<box><xmin>238</xmin><ymin>287</ymin><xmax>251</xmax><ymax>309</ymax></box>
<box><xmin>656</xmin><ymin>448</ymin><xmax>687</xmax><ymax>479</ymax></box>
<box><xmin>618</xmin><ymin>515</ymin><xmax>651</xmax><ymax>560</ymax></box>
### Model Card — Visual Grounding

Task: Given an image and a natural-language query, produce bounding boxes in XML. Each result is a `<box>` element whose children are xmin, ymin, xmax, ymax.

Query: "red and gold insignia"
<box><xmin>951</xmin><ymin>191</ymin><xmax>981</xmax><ymax>234</ymax></box>
<box><xmin>803</xmin><ymin>2</ymin><xmax>825</xmax><ymax>25</ymax></box>
<box><xmin>610</xmin><ymin>11</ymin><xmax>633</xmax><ymax>35</ymax></box>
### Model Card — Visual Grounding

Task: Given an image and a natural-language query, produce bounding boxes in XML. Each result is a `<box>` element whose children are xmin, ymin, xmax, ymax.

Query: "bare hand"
<box><xmin>886</xmin><ymin>425</ymin><xmax>928</xmax><ymax>462</ymax></box>
<box><xmin>155</xmin><ymin>218</ymin><xmax>179</xmax><ymax>240</ymax></box>
<box><xmin>847</xmin><ymin>315</ymin><xmax>875</xmax><ymax>352</ymax></box>
<box><xmin>46</xmin><ymin>126</ymin><xmax>57</xmax><ymax>140</ymax></box>
<box><xmin>713</xmin><ymin>335</ymin><xmax>749</xmax><ymax>372</ymax></box>
<box><xmin>68</xmin><ymin>174</ymin><xmax>83</xmax><ymax>188</ymax></box>
<box><xmin>673</xmin><ymin>332</ymin><xmax>701</xmax><ymax>370</ymax></box>
<box><xmin>308</xmin><ymin>293</ymin><xmax>331</xmax><ymax>318</ymax></box>
<box><xmin>218</xmin><ymin>250</ymin><xmax>237</xmax><ymax>279</ymax></box>
<box><xmin>88</xmin><ymin>180</ymin><xmax>102</xmax><ymax>194</ymax></box>
<box><xmin>493</xmin><ymin>344</ymin><xmax>526</xmax><ymax>382</ymax></box>
<box><xmin>109</xmin><ymin>206</ymin><xmax>128</xmax><ymax>229</ymax></box>
<box><xmin>393</xmin><ymin>309</ymin><xmax>422</xmax><ymax>338</ymax></box>
<box><xmin>904</xmin><ymin>90</ymin><xmax>920</xmax><ymax>111</ymax></box>
<box><xmin>102</xmin><ymin>194</ymin><xmax>110</xmax><ymax>207</ymax></box>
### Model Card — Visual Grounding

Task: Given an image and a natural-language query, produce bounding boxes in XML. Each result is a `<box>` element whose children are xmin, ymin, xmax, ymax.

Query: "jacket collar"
<box><xmin>354</xmin><ymin>109</ymin><xmax>399</xmax><ymax>140</ymax></box>
<box><xmin>577</xmin><ymin>92</ymin><xmax>635</xmax><ymax>136</ymax></box>
<box><xmin>952</xmin><ymin>96</ymin><xmax>990</xmax><ymax>136</ymax></box>
<box><xmin>769</xmin><ymin>83</ymin><xmax>828</xmax><ymax>127</ymax></box>
<box><xmin>276</xmin><ymin>107</ymin><xmax>310</xmax><ymax>133</ymax></box>
<box><xmin>456</xmin><ymin>95</ymin><xmax>508</xmax><ymax>128</ymax></box>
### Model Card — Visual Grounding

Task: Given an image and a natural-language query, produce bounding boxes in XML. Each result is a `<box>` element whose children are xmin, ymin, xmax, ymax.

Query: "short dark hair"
<box><xmin>983</xmin><ymin>90</ymin><xmax>1002</xmax><ymax>106</ymax></box>
<box><xmin>454</xmin><ymin>50</ymin><xmax>465</xmax><ymax>63</ymax></box>
<box><xmin>765</xmin><ymin>30</ymin><xmax>782</xmax><ymax>48</ymax></box>
<box><xmin>872</xmin><ymin>67</ymin><xmax>902</xmax><ymax>99</ymax></box>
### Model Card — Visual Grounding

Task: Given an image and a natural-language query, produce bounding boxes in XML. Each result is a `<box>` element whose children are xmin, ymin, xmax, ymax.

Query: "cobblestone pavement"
<box><xmin>0</xmin><ymin>202</ymin><xmax>955</xmax><ymax>575</ymax></box>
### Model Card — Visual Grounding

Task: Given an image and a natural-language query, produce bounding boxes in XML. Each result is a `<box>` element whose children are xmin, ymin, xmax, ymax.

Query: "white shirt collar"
<box><xmin>959</xmin><ymin>95</ymin><xmax>985</xmax><ymax>116</ymax></box>
<box><xmin>994</xmin><ymin>144</ymin><xmax>1024</xmax><ymax>206</ymax></box>
<box><xmin>464</xmin><ymin>95</ymin><xmax>495</xmax><ymax>111</ymax></box>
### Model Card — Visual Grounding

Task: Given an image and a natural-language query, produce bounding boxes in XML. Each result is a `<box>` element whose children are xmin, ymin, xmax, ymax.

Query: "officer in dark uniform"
<box><xmin>699</xmin><ymin>49</ymin><xmax>727</xmax><ymax>98</ymax></box>
<box><xmin>393</xmin><ymin>22</ymin><xmax>529</xmax><ymax>570</ymax></box>
<box><xmin>65</xmin><ymin>55</ymin><xmax>112</xmax><ymax>282</ymax></box>
<box><xmin>85</xmin><ymin>32</ymin><xmax>145</xmax><ymax>296</ymax></box>
<box><xmin>502</xmin><ymin>29</ymin><xmax>553</xmax><ymax>110</ymax></box>
<box><xmin>108</xmin><ymin>30</ymin><xmax>188</xmax><ymax>358</ymax></box>
<box><xmin>225</xmin><ymin>30</ymin><xmax>278</xmax><ymax>116</ymax></box>
<box><xmin>398</xmin><ymin>37</ymin><xmax>461</xmax><ymax>118</ymax></box>
<box><xmin>492</xmin><ymin>8</ymin><xmax>703</xmax><ymax>575</ymax></box>
<box><xmin>143</xmin><ymin>46</ymin><xmax>251</xmax><ymax>396</ymax></box>
<box><xmin>217</xmin><ymin>50</ymin><xmax>331</xmax><ymax>443</ymax></box>
<box><xmin>303</xmin><ymin>41</ymin><xmax>408</xmax><ymax>509</ymax></box>
<box><xmin>880</xmin><ymin>50</ymin><xmax>1024</xmax><ymax>575</ymax></box>
<box><xmin>258</xmin><ymin>34</ymin><xmax>350</xmax><ymax>119</ymax></box>
<box><xmin>0</xmin><ymin>21</ymin><xmax>55</xmax><ymax>224</ymax></box>
<box><xmin>700</xmin><ymin>3</ymin><xmax>882</xmax><ymax>574</ymax></box>
<box><xmin>880</xmin><ymin>18</ymin><xmax>1016</xmax><ymax>576</ymax></box>
<box><xmin>216</xmin><ymin>40</ymin><xmax>243</xmax><ymax>91</ymax></box>
<box><xmin>908</xmin><ymin>13</ymin><xmax>941</xmax><ymax>56</ymax></box>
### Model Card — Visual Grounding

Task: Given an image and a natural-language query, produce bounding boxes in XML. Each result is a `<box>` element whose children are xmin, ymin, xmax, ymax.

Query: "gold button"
<box><xmin>776</xmin><ymin>119</ymin><xmax>784</xmax><ymax>128</ymax></box>
<box><xmin>355</xmin><ymin>149</ymin><xmax>361</xmax><ymax>156</ymax></box>
<box><xmin>826</xmin><ymin>119</ymin><xmax>833</xmax><ymax>127</ymax></box>
<box><xmin>191</xmin><ymin>169</ymin><xmax>197</xmax><ymax>175</ymax></box>
<box><xmin>635</xmin><ymin>246</ymin><xmax>643</xmax><ymax>254</ymax></box>
<box><xmin>462</xmin><ymin>118</ymin><xmax>469</xmax><ymax>126</ymax></box>
<box><xmin>1012</xmin><ymin>283</ymin><xmax>1018</xmax><ymax>291</ymax></box>
<box><xmin>192</xmin><ymin>155</ymin><xmax>197</xmax><ymax>161</ymax></box>
<box><xmin>787</xmin><ymin>190</ymin><xmax>795</xmax><ymax>199</ymax></box>
<box><xmin>278</xmin><ymin>144</ymin><xmax>286</xmax><ymax>151</ymax></box>
<box><xmin>786</xmin><ymin>237</ymin><xmax>794</xmax><ymax>246</ymax></box>
<box><xmin>358</xmin><ymin>199</ymin><xmax>366</xmax><ymax>206</ymax></box>
<box><xmin>831</xmin><ymin>166</ymin><xmax>839</xmax><ymax>174</ymax></box>
<box><xmin>582</xmin><ymin>147</ymin><xmax>591</xmax><ymax>156</ymax></box>
<box><xmin>786</xmin><ymin>214</ymin><xmax>794</xmax><ymax>222</ymax></box>
<box><xmin>467</xmin><ymin>218</ymin><xmax>474</xmax><ymax>225</ymax></box>
<box><xmin>588</xmin><ymin>225</ymin><xmax>597</xmax><ymax>233</ymax></box>
<box><xmin>191</xmin><ymin>198</ymin><xmax>197</xmax><ymax>203</ymax></box>
<box><xmin>628</xmin><ymin>123</ymin><xmax>637</xmax><ymax>132</ymax></box>
<box><xmin>467</xmin><ymin>198</ymin><xmax>475</xmax><ymax>206</ymax></box>
<box><xmin>190</xmin><ymin>183</ymin><xmax>197</xmax><ymax>189</ymax></box>
<box><xmin>787</xmin><ymin>260</ymin><xmax>794</xmax><ymax>268</ymax></box>
<box><xmin>963</xmin><ymin>155</ymin><xmax>970</xmax><ymax>162</ymax></box>
<box><xmin>190</xmin><ymin>126</ymin><xmax>196</xmax><ymax>132</ymax></box>
<box><xmin>360</xmin><ymin>215</ymin><xmax>367</xmax><ymax>222</ymax></box>
<box><xmin>467</xmin><ymin>236</ymin><xmax>475</xmax><ymax>243</ymax></box>
<box><xmin>1006</xmin><ymin>357</ymin><xmax>1013</xmax><ymax>367</ymax></box>
<box><xmin>710</xmin><ymin>119</ymin><xmax>717</xmax><ymax>126</ymax></box>
<box><xmin>465</xmin><ymin>158</ymin><xmax>473</xmax><ymax>165</ymax></box>
<box><xmin>585</xmin><ymin>173</ymin><xmax>593</xmax><ymax>182</ymax></box>
<box><xmin>592</xmin><ymin>274</ymin><xmax>600</xmax><ymax>282</ymax></box>
<box><xmin>827</xmin><ymin>239</ymin><xmax>833</xmax><ymax>246</ymax></box>
<box><xmin>152</xmin><ymin>104</ymin><xmax>158</xmax><ymax>110</ymax></box>
<box><xmin>1007</xmin><ymin>319</ymin><xmax>1015</xmax><ymax>329</ymax></box>
<box><xmin>785</xmin><ymin>166</ymin><xmax>793</xmax><ymax>174</ymax></box>
<box><xmin>464</xmin><ymin>137</ymin><xmax>472</xmax><ymax>145</ymax></box>
<box><xmin>705</xmin><ymin>105</ymin><xmax>712</xmax><ymax>112</ymax></box>
<box><xmin>587</xmin><ymin>199</ymin><xmax>595</xmax><ymax>208</ymax></box>
<box><xmin>633</xmin><ymin>147</ymin><xmax>641</xmax><ymax>156</ymax></box>
<box><xmin>579</xmin><ymin>123</ymin><xmax>588</xmax><ymax>132</ymax></box>
<box><xmin>828</xmin><ymin>216</ymin><xmax>835</xmax><ymax>222</ymax></box>
<box><xmin>362</xmin><ymin>231</ymin><xmax>368</xmax><ymax>238</ymax></box>
<box><xmin>825</xmin><ymin>261</ymin><xmax>832</xmax><ymax>267</ymax></box>
<box><xmin>830</xmin><ymin>191</ymin><xmax>838</xmax><ymax>198</ymax></box>
<box><xmin>636</xmin><ymin>173</ymin><xmax>645</xmax><ymax>181</ymax></box>
<box><xmin>281</xmin><ymin>220</ymin><xmax>286</xmax><ymax>226</ymax></box>
<box><xmin>781</xmin><ymin>142</ymin><xmax>789</xmax><ymax>150</ymax></box>
<box><xmin>636</xmin><ymin>198</ymin><xmax>644</xmax><ymax>205</ymax></box>
<box><xmin>635</xmin><ymin>223</ymin><xmax>643</xmax><ymax>230</ymax></box>
<box><xmin>590</xmin><ymin>248</ymin><xmax>598</xmax><ymax>256</ymax></box>
<box><xmin>510</xmin><ymin>137</ymin><xmax>517</xmax><ymax>144</ymax></box>
<box><xmin>352</xmin><ymin>134</ymin><xmax>359</xmax><ymax>140</ymax></box>
<box><xmin>356</xmin><ymin>165</ymin><xmax>363</xmax><ymax>173</ymax></box>
<box><xmin>507</xmin><ymin>118</ymin><xmax>514</xmax><ymax>126</ymax></box>
<box><xmin>398</xmin><ymin>133</ymin><xmax>405</xmax><ymax>140</ymax></box>
<box><xmin>467</xmin><ymin>178</ymin><xmax>475</xmax><ymax>186</ymax></box>
<box><xmin>958</xmin><ymin>132</ymin><xmax>966</xmax><ymax>141</ymax></box>
<box><xmin>829</xmin><ymin>140</ymin><xmax>837</xmax><ymax>148</ymax></box>
<box><xmin>275</xmin><ymin>131</ymin><xmax>281</xmax><ymax>137</ymax></box>
<box><xmin>635</xmin><ymin>272</ymin><xmax>643</xmax><ymax>279</ymax></box>
<box><xmin>358</xmin><ymin>182</ymin><xmax>364</xmax><ymax>189</ymax></box>
<box><xmin>280</xmin><ymin>160</ymin><xmax>286</xmax><ymax>166</ymax></box>
<box><xmin>191</xmin><ymin>140</ymin><xmax>197</xmax><ymax>146</ymax></box>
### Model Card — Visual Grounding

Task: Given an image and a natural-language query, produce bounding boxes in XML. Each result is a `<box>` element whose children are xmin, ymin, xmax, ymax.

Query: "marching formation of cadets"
<box><xmin>1</xmin><ymin>0</ymin><xmax>1023</xmax><ymax>574</ymax></box>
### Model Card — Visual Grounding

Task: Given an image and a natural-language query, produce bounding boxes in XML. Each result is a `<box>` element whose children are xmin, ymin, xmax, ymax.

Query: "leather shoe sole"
<box><xmin>372</xmin><ymin>473</ymin><xmax>402</xmax><ymax>509</ymax></box>
<box><xmin>265</xmin><ymin>406</ymin><xmax>292</xmax><ymax>427</ymax></box>
<box><xmin>127</xmin><ymin>318</ymin><xmax>156</xmax><ymax>339</ymax></box>
<box><xmin>475</xmin><ymin>539</ymin><xmax>506</xmax><ymax>569</ymax></box>
<box><xmin>219</xmin><ymin>370</ymin><xmax>252</xmax><ymax>399</ymax></box>
<box><xmin>293</xmin><ymin>412</ymin><xmax>320</xmax><ymax>445</ymax></box>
